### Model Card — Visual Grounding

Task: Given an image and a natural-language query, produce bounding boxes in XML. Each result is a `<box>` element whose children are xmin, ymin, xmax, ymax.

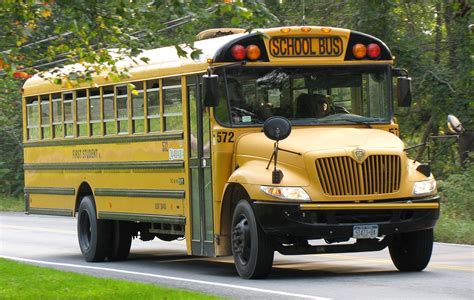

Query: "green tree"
<box><xmin>0</xmin><ymin>0</ymin><xmax>274</xmax><ymax>196</ymax></box>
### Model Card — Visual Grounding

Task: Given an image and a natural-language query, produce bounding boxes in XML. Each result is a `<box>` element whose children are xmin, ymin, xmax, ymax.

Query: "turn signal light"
<box><xmin>231</xmin><ymin>44</ymin><xmax>246</xmax><ymax>60</ymax></box>
<box><xmin>246</xmin><ymin>44</ymin><xmax>261</xmax><ymax>60</ymax></box>
<box><xmin>367</xmin><ymin>43</ymin><xmax>381</xmax><ymax>58</ymax></box>
<box><xmin>352</xmin><ymin>43</ymin><xmax>367</xmax><ymax>59</ymax></box>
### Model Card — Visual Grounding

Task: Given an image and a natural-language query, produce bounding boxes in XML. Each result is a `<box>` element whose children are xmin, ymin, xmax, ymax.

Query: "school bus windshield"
<box><xmin>216</xmin><ymin>65</ymin><xmax>391</xmax><ymax>126</ymax></box>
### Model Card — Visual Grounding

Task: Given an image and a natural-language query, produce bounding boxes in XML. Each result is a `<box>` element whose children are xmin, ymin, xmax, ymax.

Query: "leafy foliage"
<box><xmin>438</xmin><ymin>163</ymin><xmax>474</xmax><ymax>220</ymax></box>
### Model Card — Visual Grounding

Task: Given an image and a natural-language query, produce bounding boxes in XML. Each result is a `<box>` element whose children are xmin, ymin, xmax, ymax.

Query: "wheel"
<box><xmin>389</xmin><ymin>228</ymin><xmax>434</xmax><ymax>272</ymax></box>
<box><xmin>231</xmin><ymin>200</ymin><xmax>274</xmax><ymax>279</ymax></box>
<box><xmin>108</xmin><ymin>221</ymin><xmax>133</xmax><ymax>261</ymax></box>
<box><xmin>77</xmin><ymin>195</ymin><xmax>111</xmax><ymax>262</ymax></box>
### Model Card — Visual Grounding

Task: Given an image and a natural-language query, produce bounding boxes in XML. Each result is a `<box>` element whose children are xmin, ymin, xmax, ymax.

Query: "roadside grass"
<box><xmin>0</xmin><ymin>196</ymin><xmax>23</xmax><ymax>212</ymax></box>
<box><xmin>0</xmin><ymin>258</ymin><xmax>220</xmax><ymax>299</ymax></box>
<box><xmin>435</xmin><ymin>214</ymin><xmax>474</xmax><ymax>245</ymax></box>
<box><xmin>435</xmin><ymin>164</ymin><xmax>474</xmax><ymax>245</ymax></box>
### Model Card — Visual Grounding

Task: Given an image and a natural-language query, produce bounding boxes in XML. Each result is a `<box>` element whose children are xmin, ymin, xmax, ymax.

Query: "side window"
<box><xmin>89</xmin><ymin>88</ymin><xmax>101</xmax><ymax>136</ymax></box>
<box><xmin>163</xmin><ymin>77</ymin><xmax>182</xmax><ymax>131</ymax></box>
<box><xmin>40</xmin><ymin>94</ymin><xmax>51</xmax><ymax>139</ymax></box>
<box><xmin>76</xmin><ymin>90</ymin><xmax>88</xmax><ymax>137</ymax></box>
<box><xmin>26</xmin><ymin>96</ymin><xmax>39</xmax><ymax>140</ymax></box>
<box><xmin>146</xmin><ymin>79</ymin><xmax>160</xmax><ymax>132</ymax></box>
<box><xmin>52</xmin><ymin>93</ymin><xmax>62</xmax><ymax>138</ymax></box>
<box><xmin>116</xmin><ymin>85</ymin><xmax>128</xmax><ymax>134</ymax></box>
<box><xmin>215</xmin><ymin>76</ymin><xmax>230</xmax><ymax>124</ymax></box>
<box><xmin>131</xmin><ymin>81</ymin><xmax>144</xmax><ymax>134</ymax></box>
<box><xmin>102</xmin><ymin>86</ymin><xmax>115</xmax><ymax>135</ymax></box>
<box><xmin>63</xmin><ymin>92</ymin><xmax>74</xmax><ymax>138</ymax></box>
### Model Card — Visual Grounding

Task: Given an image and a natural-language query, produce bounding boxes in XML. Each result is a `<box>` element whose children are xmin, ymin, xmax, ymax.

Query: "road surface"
<box><xmin>0</xmin><ymin>212</ymin><xmax>473</xmax><ymax>299</ymax></box>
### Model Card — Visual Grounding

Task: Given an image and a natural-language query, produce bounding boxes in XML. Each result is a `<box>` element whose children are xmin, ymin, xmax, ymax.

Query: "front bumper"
<box><xmin>253</xmin><ymin>195</ymin><xmax>440</xmax><ymax>240</ymax></box>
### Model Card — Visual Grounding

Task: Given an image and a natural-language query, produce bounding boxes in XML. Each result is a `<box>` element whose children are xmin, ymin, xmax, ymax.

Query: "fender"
<box><xmin>227</xmin><ymin>159</ymin><xmax>310</xmax><ymax>201</ymax></box>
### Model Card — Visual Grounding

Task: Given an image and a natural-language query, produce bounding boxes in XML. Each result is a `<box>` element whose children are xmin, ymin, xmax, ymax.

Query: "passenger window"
<box><xmin>102</xmin><ymin>86</ymin><xmax>115</xmax><ymax>135</ymax></box>
<box><xmin>146</xmin><ymin>79</ymin><xmax>160</xmax><ymax>133</ymax></box>
<box><xmin>52</xmin><ymin>93</ymin><xmax>62</xmax><ymax>138</ymax></box>
<box><xmin>116</xmin><ymin>85</ymin><xmax>128</xmax><ymax>134</ymax></box>
<box><xmin>26</xmin><ymin>96</ymin><xmax>39</xmax><ymax>140</ymax></box>
<box><xmin>163</xmin><ymin>77</ymin><xmax>182</xmax><ymax>131</ymax></box>
<box><xmin>131</xmin><ymin>82</ymin><xmax>144</xmax><ymax>134</ymax></box>
<box><xmin>89</xmin><ymin>88</ymin><xmax>101</xmax><ymax>136</ymax></box>
<box><xmin>40</xmin><ymin>95</ymin><xmax>51</xmax><ymax>139</ymax></box>
<box><xmin>63</xmin><ymin>92</ymin><xmax>74</xmax><ymax>138</ymax></box>
<box><xmin>76</xmin><ymin>90</ymin><xmax>88</xmax><ymax>137</ymax></box>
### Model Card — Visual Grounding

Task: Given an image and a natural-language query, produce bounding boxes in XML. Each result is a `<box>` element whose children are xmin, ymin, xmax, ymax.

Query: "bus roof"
<box><xmin>23</xmin><ymin>26</ymin><xmax>393</xmax><ymax>96</ymax></box>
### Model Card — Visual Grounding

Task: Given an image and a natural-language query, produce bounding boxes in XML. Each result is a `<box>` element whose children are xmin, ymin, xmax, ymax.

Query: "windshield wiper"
<box><xmin>320</xmin><ymin>118</ymin><xmax>373</xmax><ymax>128</ymax></box>
<box><xmin>341</xmin><ymin>119</ymin><xmax>373</xmax><ymax>128</ymax></box>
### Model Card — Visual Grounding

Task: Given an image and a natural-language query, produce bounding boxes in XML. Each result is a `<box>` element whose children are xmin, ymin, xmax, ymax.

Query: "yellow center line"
<box><xmin>428</xmin><ymin>264</ymin><xmax>474</xmax><ymax>272</ymax></box>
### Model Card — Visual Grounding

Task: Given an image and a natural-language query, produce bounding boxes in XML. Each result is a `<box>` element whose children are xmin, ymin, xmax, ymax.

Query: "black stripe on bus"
<box><xmin>23</xmin><ymin>132</ymin><xmax>183</xmax><ymax>148</ymax></box>
<box><xmin>28</xmin><ymin>208</ymin><xmax>74</xmax><ymax>217</ymax></box>
<box><xmin>24</xmin><ymin>160</ymin><xmax>184</xmax><ymax>171</ymax></box>
<box><xmin>98</xmin><ymin>212</ymin><xmax>185</xmax><ymax>224</ymax></box>
<box><xmin>94</xmin><ymin>188</ymin><xmax>185</xmax><ymax>199</ymax></box>
<box><xmin>24</xmin><ymin>187</ymin><xmax>75</xmax><ymax>195</ymax></box>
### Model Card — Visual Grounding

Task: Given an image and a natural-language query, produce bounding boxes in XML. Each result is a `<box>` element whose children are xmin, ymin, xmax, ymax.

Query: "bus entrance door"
<box><xmin>187</xmin><ymin>77</ymin><xmax>215</xmax><ymax>256</ymax></box>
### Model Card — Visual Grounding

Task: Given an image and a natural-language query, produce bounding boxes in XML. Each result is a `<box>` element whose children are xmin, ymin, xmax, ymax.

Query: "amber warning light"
<box><xmin>231</xmin><ymin>44</ymin><xmax>262</xmax><ymax>61</ymax></box>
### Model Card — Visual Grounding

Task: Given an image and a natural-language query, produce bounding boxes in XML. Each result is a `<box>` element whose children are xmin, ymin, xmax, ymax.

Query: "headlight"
<box><xmin>413</xmin><ymin>179</ymin><xmax>437</xmax><ymax>196</ymax></box>
<box><xmin>260</xmin><ymin>186</ymin><xmax>310</xmax><ymax>201</ymax></box>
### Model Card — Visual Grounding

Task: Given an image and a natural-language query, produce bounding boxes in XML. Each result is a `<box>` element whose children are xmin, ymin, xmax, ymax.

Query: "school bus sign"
<box><xmin>269</xmin><ymin>36</ymin><xmax>343</xmax><ymax>57</ymax></box>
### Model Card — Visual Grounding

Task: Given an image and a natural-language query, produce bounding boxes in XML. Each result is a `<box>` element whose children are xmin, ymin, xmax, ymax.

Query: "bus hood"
<box><xmin>236</xmin><ymin>127</ymin><xmax>404</xmax><ymax>167</ymax></box>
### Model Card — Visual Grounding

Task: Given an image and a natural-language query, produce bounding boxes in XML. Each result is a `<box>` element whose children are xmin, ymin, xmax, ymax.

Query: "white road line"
<box><xmin>0</xmin><ymin>224</ymin><xmax>76</xmax><ymax>235</ymax></box>
<box><xmin>0</xmin><ymin>255</ymin><xmax>330</xmax><ymax>300</ymax></box>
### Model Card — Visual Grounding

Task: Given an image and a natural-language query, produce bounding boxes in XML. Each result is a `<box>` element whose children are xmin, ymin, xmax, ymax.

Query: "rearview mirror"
<box><xmin>447</xmin><ymin>114</ymin><xmax>464</xmax><ymax>134</ymax></box>
<box><xmin>397</xmin><ymin>77</ymin><xmax>412</xmax><ymax>107</ymax></box>
<box><xmin>202</xmin><ymin>74</ymin><xmax>219</xmax><ymax>107</ymax></box>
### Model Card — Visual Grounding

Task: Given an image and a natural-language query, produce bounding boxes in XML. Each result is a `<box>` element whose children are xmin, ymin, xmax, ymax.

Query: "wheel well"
<box><xmin>220</xmin><ymin>183</ymin><xmax>250</xmax><ymax>239</ymax></box>
<box><xmin>75</xmin><ymin>182</ymin><xmax>94</xmax><ymax>215</ymax></box>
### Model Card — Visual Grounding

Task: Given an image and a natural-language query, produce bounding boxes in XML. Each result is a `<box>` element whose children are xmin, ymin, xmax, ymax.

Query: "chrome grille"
<box><xmin>315</xmin><ymin>155</ymin><xmax>401</xmax><ymax>196</ymax></box>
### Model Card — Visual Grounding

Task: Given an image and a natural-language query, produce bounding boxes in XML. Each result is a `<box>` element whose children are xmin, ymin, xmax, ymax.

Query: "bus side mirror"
<box><xmin>202</xmin><ymin>74</ymin><xmax>219</xmax><ymax>107</ymax></box>
<box><xmin>397</xmin><ymin>77</ymin><xmax>412</xmax><ymax>107</ymax></box>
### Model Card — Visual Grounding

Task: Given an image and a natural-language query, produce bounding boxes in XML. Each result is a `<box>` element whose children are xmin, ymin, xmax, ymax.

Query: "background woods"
<box><xmin>0</xmin><ymin>0</ymin><xmax>472</xmax><ymax>201</ymax></box>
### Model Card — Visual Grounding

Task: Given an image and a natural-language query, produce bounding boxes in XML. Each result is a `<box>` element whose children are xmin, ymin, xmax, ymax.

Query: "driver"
<box><xmin>313</xmin><ymin>93</ymin><xmax>331</xmax><ymax>118</ymax></box>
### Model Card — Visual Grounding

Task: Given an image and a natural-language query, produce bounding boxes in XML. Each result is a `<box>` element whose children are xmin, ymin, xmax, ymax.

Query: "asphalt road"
<box><xmin>0</xmin><ymin>212</ymin><xmax>473</xmax><ymax>299</ymax></box>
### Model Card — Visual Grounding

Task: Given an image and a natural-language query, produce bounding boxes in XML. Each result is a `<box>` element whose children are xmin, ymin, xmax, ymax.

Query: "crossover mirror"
<box><xmin>447</xmin><ymin>114</ymin><xmax>464</xmax><ymax>134</ymax></box>
<box><xmin>263</xmin><ymin>116</ymin><xmax>292</xmax><ymax>142</ymax></box>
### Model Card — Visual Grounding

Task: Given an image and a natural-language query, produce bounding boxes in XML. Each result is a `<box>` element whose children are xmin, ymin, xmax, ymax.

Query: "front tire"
<box><xmin>77</xmin><ymin>195</ymin><xmax>111</xmax><ymax>262</ymax></box>
<box><xmin>389</xmin><ymin>228</ymin><xmax>434</xmax><ymax>272</ymax></box>
<box><xmin>231</xmin><ymin>200</ymin><xmax>274</xmax><ymax>279</ymax></box>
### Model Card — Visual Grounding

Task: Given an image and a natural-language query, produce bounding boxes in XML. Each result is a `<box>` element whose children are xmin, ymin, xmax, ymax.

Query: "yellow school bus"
<box><xmin>22</xmin><ymin>26</ymin><xmax>440</xmax><ymax>279</ymax></box>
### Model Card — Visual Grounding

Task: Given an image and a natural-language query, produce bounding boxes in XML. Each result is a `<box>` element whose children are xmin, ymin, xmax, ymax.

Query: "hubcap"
<box><xmin>232</xmin><ymin>215</ymin><xmax>251</xmax><ymax>264</ymax></box>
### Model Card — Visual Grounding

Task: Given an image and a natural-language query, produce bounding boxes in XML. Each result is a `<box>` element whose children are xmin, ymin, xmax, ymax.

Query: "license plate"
<box><xmin>353</xmin><ymin>225</ymin><xmax>379</xmax><ymax>239</ymax></box>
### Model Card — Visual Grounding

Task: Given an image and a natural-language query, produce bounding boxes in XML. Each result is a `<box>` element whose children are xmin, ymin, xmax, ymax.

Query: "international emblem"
<box><xmin>353</xmin><ymin>148</ymin><xmax>366</xmax><ymax>162</ymax></box>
